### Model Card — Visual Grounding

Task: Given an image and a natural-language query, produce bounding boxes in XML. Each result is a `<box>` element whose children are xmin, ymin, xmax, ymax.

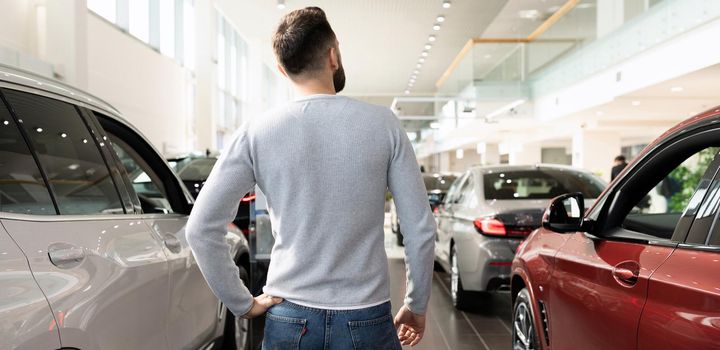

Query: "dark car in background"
<box><xmin>168</xmin><ymin>154</ymin><xmax>255</xmax><ymax>234</ymax></box>
<box><xmin>391</xmin><ymin>173</ymin><xmax>457</xmax><ymax>246</ymax></box>
<box><xmin>435</xmin><ymin>165</ymin><xmax>605</xmax><ymax>310</ymax></box>
<box><xmin>511</xmin><ymin>108</ymin><xmax>720</xmax><ymax>350</ymax></box>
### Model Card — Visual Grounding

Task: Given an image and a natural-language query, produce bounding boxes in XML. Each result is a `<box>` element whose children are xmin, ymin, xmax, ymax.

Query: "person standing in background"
<box><xmin>185</xmin><ymin>7</ymin><xmax>435</xmax><ymax>349</ymax></box>
<box><xmin>611</xmin><ymin>155</ymin><xmax>628</xmax><ymax>180</ymax></box>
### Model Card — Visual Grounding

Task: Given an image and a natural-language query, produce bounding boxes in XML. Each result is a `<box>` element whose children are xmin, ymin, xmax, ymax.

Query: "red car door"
<box><xmin>548</xmin><ymin>235</ymin><xmax>675</xmax><ymax>350</ymax></box>
<box><xmin>547</xmin><ymin>144</ymin><xmax>720</xmax><ymax>350</ymax></box>
<box><xmin>638</xmin><ymin>165</ymin><xmax>720</xmax><ymax>350</ymax></box>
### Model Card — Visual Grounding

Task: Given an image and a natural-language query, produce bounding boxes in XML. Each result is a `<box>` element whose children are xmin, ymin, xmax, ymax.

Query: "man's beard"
<box><xmin>333</xmin><ymin>63</ymin><xmax>346</xmax><ymax>93</ymax></box>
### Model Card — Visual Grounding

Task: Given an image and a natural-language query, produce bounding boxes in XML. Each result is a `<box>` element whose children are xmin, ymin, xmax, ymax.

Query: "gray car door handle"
<box><xmin>163</xmin><ymin>235</ymin><xmax>182</xmax><ymax>253</ymax></box>
<box><xmin>48</xmin><ymin>243</ymin><xmax>86</xmax><ymax>269</ymax></box>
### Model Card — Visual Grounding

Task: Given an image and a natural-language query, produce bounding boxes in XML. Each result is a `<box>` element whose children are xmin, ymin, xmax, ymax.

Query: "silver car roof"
<box><xmin>469</xmin><ymin>163</ymin><xmax>595</xmax><ymax>175</ymax></box>
<box><xmin>0</xmin><ymin>63</ymin><xmax>121</xmax><ymax>118</ymax></box>
<box><xmin>0</xmin><ymin>64</ymin><xmax>195</xmax><ymax>205</ymax></box>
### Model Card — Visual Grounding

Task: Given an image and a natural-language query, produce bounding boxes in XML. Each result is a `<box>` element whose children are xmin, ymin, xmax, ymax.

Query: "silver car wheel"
<box><xmin>450</xmin><ymin>246</ymin><xmax>459</xmax><ymax>305</ymax></box>
<box><xmin>512</xmin><ymin>302</ymin><xmax>536</xmax><ymax>350</ymax></box>
<box><xmin>234</xmin><ymin>316</ymin><xmax>249</xmax><ymax>349</ymax></box>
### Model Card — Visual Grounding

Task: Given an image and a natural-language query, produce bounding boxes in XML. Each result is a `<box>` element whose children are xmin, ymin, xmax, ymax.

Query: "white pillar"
<box><xmin>45</xmin><ymin>0</ymin><xmax>88</xmax><ymax>88</ymax></box>
<box><xmin>509</xmin><ymin>142</ymin><xmax>542</xmax><ymax>165</ymax></box>
<box><xmin>596</xmin><ymin>0</ymin><xmax>625</xmax><ymax>39</ymax></box>
<box><xmin>482</xmin><ymin>143</ymin><xmax>500</xmax><ymax>165</ymax></box>
<box><xmin>193</xmin><ymin>0</ymin><xmax>215</xmax><ymax>152</ymax></box>
<box><xmin>572</xmin><ymin>129</ymin><xmax>622</xmax><ymax>181</ymax></box>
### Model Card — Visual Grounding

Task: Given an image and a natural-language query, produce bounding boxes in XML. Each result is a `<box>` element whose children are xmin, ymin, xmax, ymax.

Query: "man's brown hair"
<box><xmin>272</xmin><ymin>7</ymin><xmax>337</xmax><ymax>76</ymax></box>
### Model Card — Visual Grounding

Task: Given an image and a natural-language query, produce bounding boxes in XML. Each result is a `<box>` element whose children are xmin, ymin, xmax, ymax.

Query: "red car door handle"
<box><xmin>613</xmin><ymin>266</ymin><xmax>639</xmax><ymax>285</ymax></box>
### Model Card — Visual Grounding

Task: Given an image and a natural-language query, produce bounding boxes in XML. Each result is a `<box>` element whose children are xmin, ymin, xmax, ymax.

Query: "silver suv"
<box><xmin>0</xmin><ymin>65</ymin><xmax>251</xmax><ymax>350</ymax></box>
<box><xmin>435</xmin><ymin>164</ymin><xmax>605</xmax><ymax>310</ymax></box>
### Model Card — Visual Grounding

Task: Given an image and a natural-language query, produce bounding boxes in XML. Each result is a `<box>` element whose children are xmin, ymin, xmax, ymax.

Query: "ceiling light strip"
<box><xmin>435</xmin><ymin>0</ymin><xmax>579</xmax><ymax>88</ymax></box>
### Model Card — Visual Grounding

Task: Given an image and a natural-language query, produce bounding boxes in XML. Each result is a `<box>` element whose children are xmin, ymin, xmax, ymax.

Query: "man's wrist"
<box><xmin>240</xmin><ymin>298</ymin><xmax>256</xmax><ymax>318</ymax></box>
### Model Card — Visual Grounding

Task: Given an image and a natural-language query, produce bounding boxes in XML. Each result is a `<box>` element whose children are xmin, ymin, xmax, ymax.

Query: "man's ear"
<box><xmin>328</xmin><ymin>46</ymin><xmax>339</xmax><ymax>71</ymax></box>
<box><xmin>277</xmin><ymin>64</ymin><xmax>289</xmax><ymax>78</ymax></box>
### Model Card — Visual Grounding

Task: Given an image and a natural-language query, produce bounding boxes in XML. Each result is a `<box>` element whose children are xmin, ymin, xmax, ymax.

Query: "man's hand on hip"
<box><xmin>242</xmin><ymin>293</ymin><xmax>284</xmax><ymax>319</ymax></box>
<box><xmin>394</xmin><ymin>304</ymin><xmax>426</xmax><ymax>347</ymax></box>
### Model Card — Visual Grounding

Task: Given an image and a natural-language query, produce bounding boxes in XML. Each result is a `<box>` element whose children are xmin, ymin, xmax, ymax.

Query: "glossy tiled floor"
<box><xmin>384</xmin><ymin>220</ymin><xmax>513</xmax><ymax>350</ymax></box>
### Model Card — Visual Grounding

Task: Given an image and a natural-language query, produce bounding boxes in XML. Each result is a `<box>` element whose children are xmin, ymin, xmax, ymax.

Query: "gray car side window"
<box><xmin>0</xmin><ymin>95</ymin><xmax>55</xmax><ymax>215</ymax></box>
<box><xmin>2</xmin><ymin>89</ymin><xmax>124</xmax><ymax>215</ymax></box>
<box><xmin>108</xmin><ymin>135</ymin><xmax>174</xmax><ymax>214</ymax></box>
<box><xmin>458</xmin><ymin>174</ymin><xmax>477</xmax><ymax>208</ymax></box>
<box><xmin>445</xmin><ymin>172</ymin><xmax>468</xmax><ymax>205</ymax></box>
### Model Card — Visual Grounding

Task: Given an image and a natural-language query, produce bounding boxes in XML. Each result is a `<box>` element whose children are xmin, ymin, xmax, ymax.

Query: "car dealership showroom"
<box><xmin>2</xmin><ymin>0</ymin><xmax>720</xmax><ymax>349</ymax></box>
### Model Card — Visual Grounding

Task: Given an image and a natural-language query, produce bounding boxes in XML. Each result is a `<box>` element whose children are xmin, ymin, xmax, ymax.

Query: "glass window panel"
<box><xmin>3</xmin><ymin>90</ymin><xmax>124</xmax><ymax>215</ymax></box>
<box><xmin>0</xmin><ymin>100</ymin><xmax>55</xmax><ymax>215</ymax></box>
<box><xmin>159</xmin><ymin>0</ymin><xmax>175</xmax><ymax>57</ymax></box>
<box><xmin>129</xmin><ymin>0</ymin><xmax>150</xmax><ymax>43</ymax></box>
<box><xmin>88</xmin><ymin>0</ymin><xmax>117</xmax><ymax>22</ymax></box>
<box><xmin>108</xmin><ymin>136</ymin><xmax>173</xmax><ymax>214</ymax></box>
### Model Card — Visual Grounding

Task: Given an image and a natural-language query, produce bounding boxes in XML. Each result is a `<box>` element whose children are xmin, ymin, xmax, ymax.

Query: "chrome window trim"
<box><xmin>0</xmin><ymin>211</ymin><xmax>187</xmax><ymax>222</ymax></box>
<box><xmin>676</xmin><ymin>243</ymin><xmax>720</xmax><ymax>253</ymax></box>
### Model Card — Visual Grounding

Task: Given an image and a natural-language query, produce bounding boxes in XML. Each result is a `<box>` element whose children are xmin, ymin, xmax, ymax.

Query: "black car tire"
<box><xmin>223</xmin><ymin>265</ymin><xmax>251</xmax><ymax>350</ymax></box>
<box><xmin>450</xmin><ymin>245</ymin><xmax>471</xmax><ymax>310</ymax></box>
<box><xmin>512</xmin><ymin>288</ymin><xmax>541</xmax><ymax>350</ymax></box>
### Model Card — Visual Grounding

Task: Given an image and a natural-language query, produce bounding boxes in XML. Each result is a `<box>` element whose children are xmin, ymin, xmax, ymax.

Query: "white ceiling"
<box><xmin>216</xmin><ymin>0</ymin><xmax>516</xmax><ymax>95</ymax></box>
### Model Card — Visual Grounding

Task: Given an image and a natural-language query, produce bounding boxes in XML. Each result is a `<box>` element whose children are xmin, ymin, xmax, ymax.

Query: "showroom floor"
<box><xmin>383</xmin><ymin>217</ymin><xmax>513</xmax><ymax>350</ymax></box>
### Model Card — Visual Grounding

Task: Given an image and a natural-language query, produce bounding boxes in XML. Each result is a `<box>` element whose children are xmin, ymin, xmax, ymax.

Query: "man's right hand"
<box><xmin>394</xmin><ymin>304</ymin><xmax>426</xmax><ymax>347</ymax></box>
<box><xmin>242</xmin><ymin>293</ymin><xmax>283</xmax><ymax>319</ymax></box>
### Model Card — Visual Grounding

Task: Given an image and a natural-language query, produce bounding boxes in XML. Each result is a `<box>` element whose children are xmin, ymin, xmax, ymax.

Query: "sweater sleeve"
<box><xmin>186</xmin><ymin>125</ymin><xmax>256</xmax><ymax>317</ymax></box>
<box><xmin>386</xmin><ymin>115</ymin><xmax>436</xmax><ymax>314</ymax></box>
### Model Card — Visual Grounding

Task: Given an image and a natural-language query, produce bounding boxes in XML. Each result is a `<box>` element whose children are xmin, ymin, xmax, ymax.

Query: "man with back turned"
<box><xmin>186</xmin><ymin>7</ymin><xmax>436</xmax><ymax>349</ymax></box>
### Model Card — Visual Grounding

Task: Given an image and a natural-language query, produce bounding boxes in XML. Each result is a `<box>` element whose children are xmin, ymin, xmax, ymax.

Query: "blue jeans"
<box><xmin>262</xmin><ymin>301</ymin><xmax>402</xmax><ymax>350</ymax></box>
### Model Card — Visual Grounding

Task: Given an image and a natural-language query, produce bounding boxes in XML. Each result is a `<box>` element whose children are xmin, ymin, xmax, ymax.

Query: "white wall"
<box><xmin>86</xmin><ymin>14</ymin><xmax>191</xmax><ymax>154</ymax></box>
<box><xmin>0</xmin><ymin>0</ymin><xmax>289</xmax><ymax>155</ymax></box>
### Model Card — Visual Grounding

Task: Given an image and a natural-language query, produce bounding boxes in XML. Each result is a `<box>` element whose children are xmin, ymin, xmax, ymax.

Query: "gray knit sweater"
<box><xmin>186</xmin><ymin>94</ymin><xmax>436</xmax><ymax>316</ymax></box>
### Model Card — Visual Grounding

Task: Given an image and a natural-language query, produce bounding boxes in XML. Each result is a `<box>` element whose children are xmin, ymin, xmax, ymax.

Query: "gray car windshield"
<box><xmin>483</xmin><ymin>169</ymin><xmax>604</xmax><ymax>200</ymax></box>
<box><xmin>177</xmin><ymin>158</ymin><xmax>218</xmax><ymax>181</ymax></box>
<box><xmin>423</xmin><ymin>175</ymin><xmax>457</xmax><ymax>191</ymax></box>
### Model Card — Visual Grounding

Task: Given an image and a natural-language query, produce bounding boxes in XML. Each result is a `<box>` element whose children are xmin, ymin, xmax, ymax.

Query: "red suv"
<box><xmin>511</xmin><ymin>107</ymin><xmax>720</xmax><ymax>350</ymax></box>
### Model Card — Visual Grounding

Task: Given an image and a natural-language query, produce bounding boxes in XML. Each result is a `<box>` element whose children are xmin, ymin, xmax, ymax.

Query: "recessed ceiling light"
<box><xmin>632</xmin><ymin>101</ymin><xmax>641</xmax><ymax>106</ymax></box>
<box><xmin>416</xmin><ymin>63</ymin><xmax>422</xmax><ymax>68</ymax></box>
<box><xmin>436</xmin><ymin>15</ymin><xmax>445</xmax><ymax>23</ymax></box>
<box><xmin>411</xmin><ymin>74</ymin><xmax>417</xmax><ymax>79</ymax></box>
<box><xmin>413</xmin><ymin>69</ymin><xmax>420</xmax><ymax>74</ymax></box>
<box><xmin>670</xmin><ymin>86</ymin><xmax>684</xmax><ymax>92</ymax></box>
<box><xmin>35</xmin><ymin>127</ymin><xmax>43</xmax><ymax>133</ymax></box>
<box><xmin>518</xmin><ymin>9</ymin><xmax>541</xmax><ymax>20</ymax></box>
<box><xmin>433</xmin><ymin>24</ymin><xmax>441</xmax><ymax>31</ymax></box>
<box><xmin>276</xmin><ymin>0</ymin><xmax>285</xmax><ymax>9</ymax></box>
<box><xmin>428</xmin><ymin>35</ymin><xmax>436</xmax><ymax>42</ymax></box>
<box><xmin>424</xmin><ymin>44</ymin><xmax>432</xmax><ymax>50</ymax></box>
<box><xmin>59</xmin><ymin>132</ymin><xmax>68</xmax><ymax>138</ymax></box>
<box><xmin>430</xmin><ymin>122</ymin><xmax>441</xmax><ymax>129</ymax></box>
<box><xmin>419</xmin><ymin>57</ymin><xmax>426</xmax><ymax>63</ymax></box>
<box><xmin>442</xmin><ymin>0</ymin><xmax>451</xmax><ymax>9</ymax></box>
<box><xmin>2</xmin><ymin>120</ymin><xmax>8</xmax><ymax>125</ymax></box>
<box><xmin>421</xmin><ymin>51</ymin><xmax>429</xmax><ymax>57</ymax></box>
<box><xmin>404</xmin><ymin>90</ymin><xmax>410</xmax><ymax>95</ymax></box>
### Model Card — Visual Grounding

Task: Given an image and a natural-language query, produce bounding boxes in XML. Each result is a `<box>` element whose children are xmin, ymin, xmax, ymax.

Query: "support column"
<box><xmin>596</xmin><ymin>0</ymin><xmax>625</xmax><ymax>39</ymax></box>
<box><xmin>193</xmin><ymin>0</ymin><xmax>215</xmax><ymax>152</ymax></box>
<box><xmin>509</xmin><ymin>142</ymin><xmax>542</xmax><ymax>165</ymax></box>
<box><xmin>572</xmin><ymin>129</ymin><xmax>622</xmax><ymax>181</ymax></box>
<box><xmin>482</xmin><ymin>143</ymin><xmax>500</xmax><ymax>165</ymax></box>
<box><xmin>45</xmin><ymin>0</ymin><xmax>88</xmax><ymax>88</ymax></box>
